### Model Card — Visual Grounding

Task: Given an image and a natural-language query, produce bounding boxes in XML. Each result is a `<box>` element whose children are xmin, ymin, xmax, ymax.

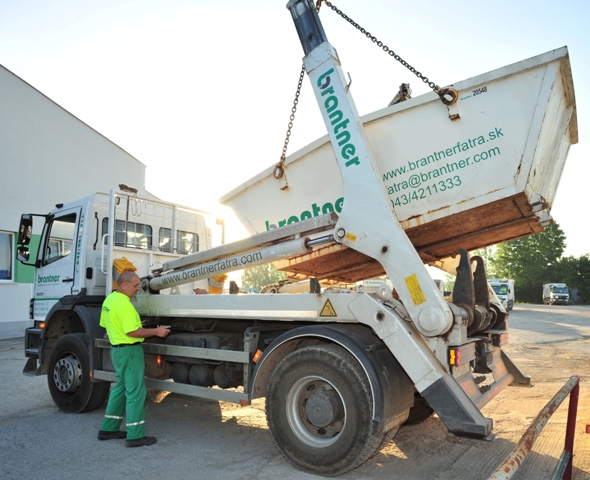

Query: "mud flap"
<box><xmin>23</xmin><ymin>356</ymin><xmax>38</xmax><ymax>376</ymax></box>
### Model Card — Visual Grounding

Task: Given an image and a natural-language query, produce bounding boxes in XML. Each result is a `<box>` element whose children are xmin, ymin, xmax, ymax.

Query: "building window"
<box><xmin>0</xmin><ymin>231</ymin><xmax>14</xmax><ymax>281</ymax></box>
<box><xmin>159</xmin><ymin>228</ymin><xmax>199</xmax><ymax>254</ymax></box>
<box><xmin>102</xmin><ymin>218</ymin><xmax>153</xmax><ymax>249</ymax></box>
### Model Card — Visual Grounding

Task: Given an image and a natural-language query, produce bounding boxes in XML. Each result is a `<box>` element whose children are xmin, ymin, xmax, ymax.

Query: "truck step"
<box><xmin>93</xmin><ymin>370</ymin><xmax>250</xmax><ymax>405</ymax></box>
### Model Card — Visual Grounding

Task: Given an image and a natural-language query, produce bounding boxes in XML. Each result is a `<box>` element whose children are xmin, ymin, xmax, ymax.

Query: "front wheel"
<box><xmin>266</xmin><ymin>344</ymin><xmax>386</xmax><ymax>476</ymax></box>
<box><xmin>47</xmin><ymin>333</ymin><xmax>109</xmax><ymax>413</ymax></box>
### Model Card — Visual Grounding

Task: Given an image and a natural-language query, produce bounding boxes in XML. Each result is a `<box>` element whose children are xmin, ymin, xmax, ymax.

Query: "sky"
<box><xmin>1</xmin><ymin>0</ymin><xmax>588</xmax><ymax>258</ymax></box>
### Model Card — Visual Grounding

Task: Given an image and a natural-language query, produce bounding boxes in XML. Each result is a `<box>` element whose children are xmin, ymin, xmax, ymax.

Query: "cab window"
<box><xmin>159</xmin><ymin>228</ymin><xmax>199</xmax><ymax>254</ymax></box>
<box><xmin>102</xmin><ymin>218</ymin><xmax>153</xmax><ymax>249</ymax></box>
<box><xmin>44</xmin><ymin>214</ymin><xmax>76</xmax><ymax>265</ymax></box>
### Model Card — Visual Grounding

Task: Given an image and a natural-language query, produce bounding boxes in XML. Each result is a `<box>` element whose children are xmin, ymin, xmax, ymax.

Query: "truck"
<box><xmin>489</xmin><ymin>279</ymin><xmax>515</xmax><ymax>311</ymax></box>
<box><xmin>16</xmin><ymin>1</ymin><xmax>576</xmax><ymax>476</ymax></box>
<box><xmin>543</xmin><ymin>283</ymin><xmax>570</xmax><ymax>305</ymax></box>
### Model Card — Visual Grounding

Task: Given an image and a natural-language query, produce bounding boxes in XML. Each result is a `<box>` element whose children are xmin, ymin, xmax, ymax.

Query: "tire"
<box><xmin>266</xmin><ymin>344</ymin><xmax>385</xmax><ymax>476</ymax></box>
<box><xmin>403</xmin><ymin>392</ymin><xmax>434</xmax><ymax>426</ymax></box>
<box><xmin>373</xmin><ymin>425</ymin><xmax>400</xmax><ymax>455</ymax></box>
<box><xmin>47</xmin><ymin>333</ymin><xmax>109</xmax><ymax>413</ymax></box>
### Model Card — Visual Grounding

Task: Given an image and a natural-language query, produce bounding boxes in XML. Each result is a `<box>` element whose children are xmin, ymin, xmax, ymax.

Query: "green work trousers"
<box><xmin>100</xmin><ymin>344</ymin><xmax>146</xmax><ymax>440</ymax></box>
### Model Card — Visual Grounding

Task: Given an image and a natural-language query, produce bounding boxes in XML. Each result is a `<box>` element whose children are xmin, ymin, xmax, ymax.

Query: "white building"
<box><xmin>0</xmin><ymin>64</ymin><xmax>156</xmax><ymax>339</ymax></box>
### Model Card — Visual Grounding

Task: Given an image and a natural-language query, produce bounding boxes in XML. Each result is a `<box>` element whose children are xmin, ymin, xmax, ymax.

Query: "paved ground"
<box><xmin>1</xmin><ymin>304</ymin><xmax>589</xmax><ymax>479</ymax></box>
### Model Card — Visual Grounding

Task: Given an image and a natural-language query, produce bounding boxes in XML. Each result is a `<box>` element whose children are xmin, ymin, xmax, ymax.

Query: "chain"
<box><xmin>274</xmin><ymin>66</ymin><xmax>306</xmax><ymax>180</ymax></box>
<box><xmin>274</xmin><ymin>1</ymin><xmax>326</xmax><ymax>182</ymax></box>
<box><xmin>318</xmin><ymin>0</ymin><xmax>457</xmax><ymax>105</ymax></box>
<box><xmin>275</xmin><ymin>0</ymin><xmax>457</xmax><ymax>183</ymax></box>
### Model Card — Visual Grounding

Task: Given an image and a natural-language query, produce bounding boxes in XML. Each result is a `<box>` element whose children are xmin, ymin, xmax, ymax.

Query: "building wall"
<box><xmin>0</xmin><ymin>64</ymin><xmax>156</xmax><ymax>339</ymax></box>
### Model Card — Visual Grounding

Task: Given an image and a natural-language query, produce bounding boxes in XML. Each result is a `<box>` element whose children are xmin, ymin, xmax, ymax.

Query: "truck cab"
<box><xmin>19</xmin><ymin>189</ymin><xmax>219</xmax><ymax>382</ymax></box>
<box><xmin>543</xmin><ymin>283</ymin><xmax>570</xmax><ymax>305</ymax></box>
<box><xmin>489</xmin><ymin>279</ymin><xmax>515</xmax><ymax>311</ymax></box>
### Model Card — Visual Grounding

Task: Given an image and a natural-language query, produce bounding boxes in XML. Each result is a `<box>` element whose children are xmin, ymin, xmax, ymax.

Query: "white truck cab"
<box><xmin>19</xmin><ymin>188</ymin><xmax>219</xmax><ymax>378</ymax></box>
<box><xmin>543</xmin><ymin>283</ymin><xmax>570</xmax><ymax>305</ymax></box>
<box><xmin>489</xmin><ymin>279</ymin><xmax>515</xmax><ymax>311</ymax></box>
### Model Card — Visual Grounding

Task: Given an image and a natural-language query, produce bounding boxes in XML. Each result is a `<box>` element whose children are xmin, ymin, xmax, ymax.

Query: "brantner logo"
<box><xmin>38</xmin><ymin>274</ymin><xmax>60</xmax><ymax>284</ymax></box>
<box><xmin>317</xmin><ymin>68</ymin><xmax>360</xmax><ymax>168</ymax></box>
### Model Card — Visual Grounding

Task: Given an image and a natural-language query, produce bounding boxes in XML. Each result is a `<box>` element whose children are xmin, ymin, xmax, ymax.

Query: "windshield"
<box><xmin>491</xmin><ymin>284</ymin><xmax>508</xmax><ymax>295</ymax></box>
<box><xmin>552</xmin><ymin>286</ymin><xmax>568</xmax><ymax>294</ymax></box>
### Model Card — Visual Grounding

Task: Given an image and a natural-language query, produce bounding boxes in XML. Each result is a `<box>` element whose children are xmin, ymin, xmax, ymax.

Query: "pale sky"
<box><xmin>1</xmin><ymin>0</ymin><xmax>588</xmax><ymax>257</ymax></box>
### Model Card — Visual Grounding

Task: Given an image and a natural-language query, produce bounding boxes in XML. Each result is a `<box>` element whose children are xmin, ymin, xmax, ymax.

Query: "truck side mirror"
<box><xmin>17</xmin><ymin>246</ymin><xmax>30</xmax><ymax>262</ymax></box>
<box><xmin>18</xmin><ymin>215</ymin><xmax>33</xmax><ymax>245</ymax></box>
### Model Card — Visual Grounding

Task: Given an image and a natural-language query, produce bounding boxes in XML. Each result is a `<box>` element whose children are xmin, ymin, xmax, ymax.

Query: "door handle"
<box><xmin>62</xmin><ymin>277</ymin><xmax>74</xmax><ymax>283</ymax></box>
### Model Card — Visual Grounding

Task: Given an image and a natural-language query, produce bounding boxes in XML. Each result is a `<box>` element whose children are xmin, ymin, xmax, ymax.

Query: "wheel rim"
<box><xmin>286</xmin><ymin>375</ymin><xmax>346</xmax><ymax>448</ymax></box>
<box><xmin>53</xmin><ymin>354</ymin><xmax>82</xmax><ymax>393</ymax></box>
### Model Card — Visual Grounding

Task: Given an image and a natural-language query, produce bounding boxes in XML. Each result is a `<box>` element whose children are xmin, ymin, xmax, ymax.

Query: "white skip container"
<box><xmin>220</xmin><ymin>47</ymin><xmax>577</xmax><ymax>282</ymax></box>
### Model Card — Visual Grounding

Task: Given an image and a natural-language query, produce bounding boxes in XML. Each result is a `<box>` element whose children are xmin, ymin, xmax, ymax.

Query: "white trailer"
<box><xmin>17</xmin><ymin>1</ymin><xmax>576</xmax><ymax>476</ymax></box>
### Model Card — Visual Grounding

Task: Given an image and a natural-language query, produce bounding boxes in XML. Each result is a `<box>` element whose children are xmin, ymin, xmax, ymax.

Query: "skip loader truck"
<box><xmin>17</xmin><ymin>1</ymin><xmax>577</xmax><ymax>476</ymax></box>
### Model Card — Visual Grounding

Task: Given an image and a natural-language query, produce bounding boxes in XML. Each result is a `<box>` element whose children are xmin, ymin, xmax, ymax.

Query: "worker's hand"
<box><xmin>155</xmin><ymin>326</ymin><xmax>171</xmax><ymax>338</ymax></box>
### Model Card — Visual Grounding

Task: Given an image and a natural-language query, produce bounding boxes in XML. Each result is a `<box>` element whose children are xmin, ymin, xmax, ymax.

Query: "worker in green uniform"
<box><xmin>97</xmin><ymin>271</ymin><xmax>171</xmax><ymax>447</ymax></box>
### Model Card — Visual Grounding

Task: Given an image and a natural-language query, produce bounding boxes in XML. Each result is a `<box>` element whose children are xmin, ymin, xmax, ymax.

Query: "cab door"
<box><xmin>33</xmin><ymin>207</ymin><xmax>82</xmax><ymax>320</ymax></box>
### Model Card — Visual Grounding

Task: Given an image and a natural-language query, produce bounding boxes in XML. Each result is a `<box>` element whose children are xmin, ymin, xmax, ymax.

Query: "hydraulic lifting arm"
<box><xmin>287</xmin><ymin>0</ymin><xmax>453</xmax><ymax>338</ymax></box>
<box><xmin>286</xmin><ymin>0</ymin><xmax>499</xmax><ymax>438</ymax></box>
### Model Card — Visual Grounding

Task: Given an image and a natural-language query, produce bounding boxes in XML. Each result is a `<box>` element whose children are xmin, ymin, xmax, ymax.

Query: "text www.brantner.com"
<box><xmin>389</xmin><ymin>144</ymin><xmax>501</xmax><ymax>208</ymax></box>
<box><xmin>382</xmin><ymin>127</ymin><xmax>504</xmax><ymax>184</ymax></box>
<box><xmin>160</xmin><ymin>251</ymin><xmax>263</xmax><ymax>285</ymax></box>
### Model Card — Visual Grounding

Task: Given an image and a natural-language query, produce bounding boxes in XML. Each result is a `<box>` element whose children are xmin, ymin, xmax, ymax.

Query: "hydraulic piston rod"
<box><xmin>149</xmin><ymin>235</ymin><xmax>335</xmax><ymax>291</ymax></box>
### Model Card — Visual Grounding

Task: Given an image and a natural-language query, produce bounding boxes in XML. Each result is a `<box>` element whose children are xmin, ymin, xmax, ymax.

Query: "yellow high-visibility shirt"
<box><xmin>100</xmin><ymin>292</ymin><xmax>143</xmax><ymax>345</ymax></box>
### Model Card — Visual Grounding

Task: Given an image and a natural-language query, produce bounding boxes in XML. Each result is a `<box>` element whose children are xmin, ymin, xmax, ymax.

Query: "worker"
<box><xmin>97</xmin><ymin>271</ymin><xmax>171</xmax><ymax>447</ymax></box>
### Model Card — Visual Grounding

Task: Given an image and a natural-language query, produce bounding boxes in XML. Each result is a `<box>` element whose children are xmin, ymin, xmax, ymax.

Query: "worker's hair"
<box><xmin>119</xmin><ymin>271</ymin><xmax>139</xmax><ymax>285</ymax></box>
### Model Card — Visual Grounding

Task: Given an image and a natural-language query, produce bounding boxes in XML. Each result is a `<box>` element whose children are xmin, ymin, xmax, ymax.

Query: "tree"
<box><xmin>578</xmin><ymin>255</ymin><xmax>590</xmax><ymax>304</ymax></box>
<box><xmin>241</xmin><ymin>263</ymin><xmax>287</xmax><ymax>290</ymax></box>
<box><xmin>555</xmin><ymin>254</ymin><xmax>590</xmax><ymax>304</ymax></box>
<box><xmin>494</xmin><ymin>223</ymin><xmax>566</xmax><ymax>303</ymax></box>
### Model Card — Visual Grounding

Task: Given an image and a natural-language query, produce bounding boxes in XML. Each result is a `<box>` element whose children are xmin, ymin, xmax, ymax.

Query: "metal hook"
<box><xmin>437</xmin><ymin>87</ymin><xmax>459</xmax><ymax>106</ymax></box>
<box><xmin>273</xmin><ymin>162</ymin><xmax>285</xmax><ymax>179</ymax></box>
<box><xmin>344</xmin><ymin>72</ymin><xmax>352</xmax><ymax>93</ymax></box>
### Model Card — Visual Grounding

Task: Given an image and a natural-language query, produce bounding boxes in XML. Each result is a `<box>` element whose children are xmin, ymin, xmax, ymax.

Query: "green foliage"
<box><xmin>554</xmin><ymin>254</ymin><xmax>590</xmax><ymax>304</ymax></box>
<box><xmin>241</xmin><ymin>263</ymin><xmax>287</xmax><ymax>290</ymax></box>
<box><xmin>494</xmin><ymin>223</ymin><xmax>566</xmax><ymax>303</ymax></box>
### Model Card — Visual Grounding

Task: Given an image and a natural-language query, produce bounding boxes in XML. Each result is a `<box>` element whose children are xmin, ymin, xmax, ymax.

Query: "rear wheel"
<box><xmin>47</xmin><ymin>333</ymin><xmax>109</xmax><ymax>413</ymax></box>
<box><xmin>403</xmin><ymin>392</ymin><xmax>434</xmax><ymax>426</ymax></box>
<box><xmin>266</xmin><ymin>344</ymin><xmax>386</xmax><ymax>476</ymax></box>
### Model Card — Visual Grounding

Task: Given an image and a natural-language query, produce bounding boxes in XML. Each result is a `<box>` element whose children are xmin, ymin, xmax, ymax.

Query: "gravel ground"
<box><xmin>1</xmin><ymin>304</ymin><xmax>589</xmax><ymax>479</ymax></box>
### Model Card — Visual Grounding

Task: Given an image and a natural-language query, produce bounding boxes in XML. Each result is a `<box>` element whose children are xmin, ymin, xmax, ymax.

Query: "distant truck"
<box><xmin>543</xmin><ymin>283</ymin><xmax>570</xmax><ymax>305</ymax></box>
<box><xmin>489</xmin><ymin>279</ymin><xmax>515</xmax><ymax>311</ymax></box>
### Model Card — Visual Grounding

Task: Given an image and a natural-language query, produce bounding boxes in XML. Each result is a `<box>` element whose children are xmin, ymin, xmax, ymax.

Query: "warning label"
<box><xmin>320</xmin><ymin>299</ymin><xmax>337</xmax><ymax>317</ymax></box>
<box><xmin>404</xmin><ymin>274</ymin><xmax>426</xmax><ymax>306</ymax></box>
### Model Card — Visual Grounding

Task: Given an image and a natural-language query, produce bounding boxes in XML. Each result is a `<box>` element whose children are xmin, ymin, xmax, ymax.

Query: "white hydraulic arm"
<box><xmin>287</xmin><ymin>0</ymin><xmax>453</xmax><ymax>338</ymax></box>
<box><xmin>286</xmin><ymin>0</ymin><xmax>499</xmax><ymax>440</ymax></box>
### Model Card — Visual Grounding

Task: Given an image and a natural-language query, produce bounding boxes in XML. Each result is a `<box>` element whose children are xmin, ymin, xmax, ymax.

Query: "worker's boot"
<box><xmin>126</xmin><ymin>436</ymin><xmax>157</xmax><ymax>448</ymax></box>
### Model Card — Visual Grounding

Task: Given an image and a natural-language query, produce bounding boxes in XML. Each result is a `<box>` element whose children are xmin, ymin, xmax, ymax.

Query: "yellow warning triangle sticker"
<box><xmin>320</xmin><ymin>299</ymin><xmax>337</xmax><ymax>317</ymax></box>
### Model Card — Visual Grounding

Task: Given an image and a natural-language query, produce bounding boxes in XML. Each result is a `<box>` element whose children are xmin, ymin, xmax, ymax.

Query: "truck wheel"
<box><xmin>403</xmin><ymin>392</ymin><xmax>434</xmax><ymax>426</ymax></box>
<box><xmin>47</xmin><ymin>333</ymin><xmax>109</xmax><ymax>413</ymax></box>
<box><xmin>266</xmin><ymin>344</ymin><xmax>384</xmax><ymax>476</ymax></box>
